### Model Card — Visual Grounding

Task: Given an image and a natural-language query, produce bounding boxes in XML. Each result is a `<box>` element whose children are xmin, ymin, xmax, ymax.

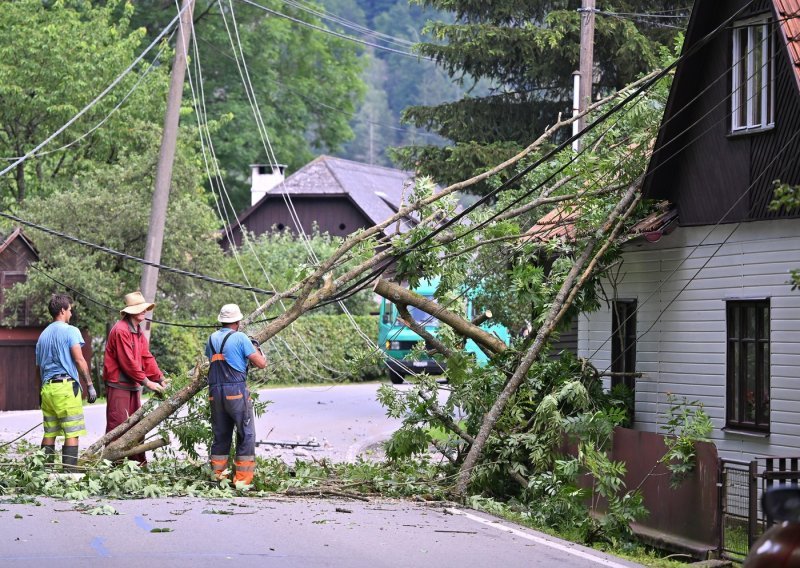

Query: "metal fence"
<box><xmin>719</xmin><ymin>456</ymin><xmax>800</xmax><ymax>560</ymax></box>
<box><xmin>719</xmin><ymin>459</ymin><xmax>755</xmax><ymax>559</ymax></box>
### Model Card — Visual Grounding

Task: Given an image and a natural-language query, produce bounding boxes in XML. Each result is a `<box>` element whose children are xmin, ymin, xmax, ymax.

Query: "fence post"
<box><xmin>748</xmin><ymin>459</ymin><xmax>758</xmax><ymax>549</ymax></box>
<box><xmin>717</xmin><ymin>458</ymin><xmax>725</xmax><ymax>556</ymax></box>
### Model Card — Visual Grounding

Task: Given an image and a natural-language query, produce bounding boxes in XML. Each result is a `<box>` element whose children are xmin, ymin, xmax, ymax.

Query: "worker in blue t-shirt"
<box><xmin>35</xmin><ymin>294</ymin><xmax>97</xmax><ymax>472</ymax></box>
<box><xmin>206</xmin><ymin>304</ymin><xmax>266</xmax><ymax>485</ymax></box>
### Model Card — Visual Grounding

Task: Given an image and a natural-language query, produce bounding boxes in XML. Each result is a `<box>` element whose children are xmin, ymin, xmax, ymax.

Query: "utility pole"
<box><xmin>576</xmin><ymin>0</ymin><xmax>596</xmax><ymax>150</ymax></box>
<box><xmin>140</xmin><ymin>0</ymin><xmax>195</xmax><ymax>336</ymax></box>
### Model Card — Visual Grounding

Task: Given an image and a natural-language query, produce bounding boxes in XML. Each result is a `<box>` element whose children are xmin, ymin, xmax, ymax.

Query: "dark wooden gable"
<box><xmin>642</xmin><ymin>0</ymin><xmax>800</xmax><ymax>225</ymax></box>
<box><xmin>227</xmin><ymin>194</ymin><xmax>373</xmax><ymax>248</ymax></box>
<box><xmin>0</xmin><ymin>228</ymin><xmax>39</xmax><ymax>326</ymax></box>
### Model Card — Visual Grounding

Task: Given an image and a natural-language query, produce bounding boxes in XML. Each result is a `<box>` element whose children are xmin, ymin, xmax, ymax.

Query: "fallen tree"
<box><xmin>81</xmin><ymin>71</ymin><xmax>666</xmax><ymax>504</ymax></box>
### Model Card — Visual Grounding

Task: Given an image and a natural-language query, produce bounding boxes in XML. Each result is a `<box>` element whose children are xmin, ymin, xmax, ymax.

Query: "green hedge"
<box><xmin>249</xmin><ymin>315</ymin><xmax>383</xmax><ymax>384</ymax></box>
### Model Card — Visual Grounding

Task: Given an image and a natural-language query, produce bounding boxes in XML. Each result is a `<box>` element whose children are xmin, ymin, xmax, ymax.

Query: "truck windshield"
<box><xmin>401</xmin><ymin>296</ymin><xmax>440</xmax><ymax>327</ymax></box>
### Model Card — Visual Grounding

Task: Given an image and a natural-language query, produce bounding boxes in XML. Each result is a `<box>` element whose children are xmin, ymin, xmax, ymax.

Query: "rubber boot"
<box><xmin>210</xmin><ymin>455</ymin><xmax>229</xmax><ymax>480</ymax></box>
<box><xmin>62</xmin><ymin>445</ymin><xmax>79</xmax><ymax>473</ymax></box>
<box><xmin>233</xmin><ymin>457</ymin><xmax>255</xmax><ymax>486</ymax></box>
<box><xmin>41</xmin><ymin>443</ymin><xmax>56</xmax><ymax>465</ymax></box>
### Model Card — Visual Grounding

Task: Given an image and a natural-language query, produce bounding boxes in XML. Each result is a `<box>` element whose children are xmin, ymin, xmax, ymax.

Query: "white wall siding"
<box><xmin>578</xmin><ymin>218</ymin><xmax>800</xmax><ymax>461</ymax></box>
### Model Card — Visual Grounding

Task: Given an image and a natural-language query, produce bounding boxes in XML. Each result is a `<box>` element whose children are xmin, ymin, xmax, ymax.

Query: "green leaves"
<box><xmin>0</xmin><ymin>0</ymin><xmax>167</xmax><ymax>205</ymax></box>
<box><xmin>659</xmin><ymin>394</ymin><xmax>713</xmax><ymax>488</ymax></box>
<box><xmin>86</xmin><ymin>504</ymin><xmax>118</xmax><ymax>516</ymax></box>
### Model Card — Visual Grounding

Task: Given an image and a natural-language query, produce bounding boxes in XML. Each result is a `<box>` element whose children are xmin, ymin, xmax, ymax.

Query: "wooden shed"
<box><xmin>0</xmin><ymin>228</ymin><xmax>45</xmax><ymax>410</ymax></box>
<box><xmin>225</xmin><ymin>156</ymin><xmax>417</xmax><ymax>248</ymax></box>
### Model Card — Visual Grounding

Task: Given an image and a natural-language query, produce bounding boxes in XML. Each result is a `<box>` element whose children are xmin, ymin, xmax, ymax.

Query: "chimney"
<box><xmin>250</xmin><ymin>163</ymin><xmax>286</xmax><ymax>206</ymax></box>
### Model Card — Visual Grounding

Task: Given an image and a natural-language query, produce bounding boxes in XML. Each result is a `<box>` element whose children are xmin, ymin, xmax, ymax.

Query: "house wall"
<box><xmin>578</xmin><ymin>217</ymin><xmax>800</xmax><ymax>461</ymax></box>
<box><xmin>228</xmin><ymin>195</ymin><xmax>373</xmax><ymax>247</ymax></box>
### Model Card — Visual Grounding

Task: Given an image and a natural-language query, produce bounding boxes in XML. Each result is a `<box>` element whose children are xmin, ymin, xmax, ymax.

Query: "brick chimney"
<box><xmin>250</xmin><ymin>164</ymin><xmax>286</xmax><ymax>206</ymax></box>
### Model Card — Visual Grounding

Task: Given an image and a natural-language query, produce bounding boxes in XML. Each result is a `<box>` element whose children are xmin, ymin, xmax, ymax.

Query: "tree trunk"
<box><xmin>453</xmin><ymin>180</ymin><xmax>641</xmax><ymax>499</ymax></box>
<box><xmin>79</xmin><ymin>78</ymin><xmax>653</xmax><ymax>466</ymax></box>
<box><xmin>374</xmin><ymin>279</ymin><xmax>507</xmax><ymax>355</ymax></box>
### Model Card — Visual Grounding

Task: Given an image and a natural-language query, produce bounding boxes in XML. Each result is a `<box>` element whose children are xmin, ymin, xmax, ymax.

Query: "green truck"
<box><xmin>377</xmin><ymin>278</ymin><xmax>510</xmax><ymax>383</ymax></box>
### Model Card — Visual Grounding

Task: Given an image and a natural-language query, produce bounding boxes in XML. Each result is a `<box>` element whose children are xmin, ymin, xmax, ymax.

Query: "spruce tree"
<box><xmin>394</xmin><ymin>0</ymin><xmax>690</xmax><ymax>191</ymax></box>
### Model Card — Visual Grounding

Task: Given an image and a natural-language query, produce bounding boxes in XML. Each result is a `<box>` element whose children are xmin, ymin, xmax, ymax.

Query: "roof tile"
<box><xmin>774</xmin><ymin>0</ymin><xmax>800</xmax><ymax>91</ymax></box>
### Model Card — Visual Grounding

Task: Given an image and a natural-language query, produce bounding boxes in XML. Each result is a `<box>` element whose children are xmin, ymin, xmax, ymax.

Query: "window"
<box><xmin>731</xmin><ymin>16</ymin><xmax>775</xmax><ymax>132</ymax></box>
<box><xmin>611</xmin><ymin>300</ymin><xmax>637</xmax><ymax>391</ymax></box>
<box><xmin>399</xmin><ymin>296</ymin><xmax>440</xmax><ymax>327</ymax></box>
<box><xmin>726</xmin><ymin>300</ymin><xmax>770</xmax><ymax>432</ymax></box>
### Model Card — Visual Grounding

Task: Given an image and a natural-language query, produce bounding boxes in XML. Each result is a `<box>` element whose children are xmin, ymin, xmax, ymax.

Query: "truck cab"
<box><xmin>377</xmin><ymin>278</ymin><xmax>509</xmax><ymax>383</ymax></box>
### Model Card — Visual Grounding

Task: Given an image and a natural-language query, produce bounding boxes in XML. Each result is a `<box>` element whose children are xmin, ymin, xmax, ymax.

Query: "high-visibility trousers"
<box><xmin>209</xmin><ymin>382</ymin><xmax>256</xmax><ymax>484</ymax></box>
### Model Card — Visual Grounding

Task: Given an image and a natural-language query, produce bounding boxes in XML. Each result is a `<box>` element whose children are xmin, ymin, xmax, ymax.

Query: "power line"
<box><xmin>592</xmin><ymin>128</ymin><xmax>800</xmax><ymax>372</ymax></box>
<box><xmin>316</xmin><ymin>0</ymin><xmax>761</xmax><ymax>309</ymax></box>
<box><xmin>193</xmin><ymin>36</ymin><xmax>441</xmax><ymax>141</ymax></box>
<box><xmin>0</xmin><ymin>210</ymin><xmax>290</xmax><ymax>298</ymax></box>
<box><xmin>215</xmin><ymin>0</ymin><xmax>432</xmax><ymax>380</ymax></box>
<box><xmin>234</xmin><ymin>0</ymin><xmax>434</xmax><ymax>61</ymax></box>
<box><xmin>600</xmin><ymin>10</ymin><xmax>690</xmax><ymax>19</ymax></box>
<box><xmin>1</xmin><ymin>39</ymin><xmax>172</xmax><ymax>162</ymax></box>
<box><xmin>28</xmin><ymin>263</ymin><xmax>282</xmax><ymax>328</ymax></box>
<box><xmin>0</xmin><ymin>7</ymin><xmax>187</xmax><ymax>179</ymax></box>
<box><xmin>189</xmin><ymin>0</ymin><xmax>363</xmax><ymax>381</ymax></box>
<box><xmin>279</xmin><ymin>0</ymin><xmax>418</xmax><ymax>48</ymax></box>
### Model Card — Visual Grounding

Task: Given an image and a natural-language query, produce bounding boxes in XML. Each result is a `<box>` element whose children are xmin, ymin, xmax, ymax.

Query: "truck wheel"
<box><xmin>388</xmin><ymin>369</ymin><xmax>405</xmax><ymax>384</ymax></box>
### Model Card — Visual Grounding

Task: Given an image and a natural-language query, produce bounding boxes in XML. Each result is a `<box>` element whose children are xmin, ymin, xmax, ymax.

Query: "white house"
<box><xmin>579</xmin><ymin>0</ymin><xmax>800</xmax><ymax>462</ymax></box>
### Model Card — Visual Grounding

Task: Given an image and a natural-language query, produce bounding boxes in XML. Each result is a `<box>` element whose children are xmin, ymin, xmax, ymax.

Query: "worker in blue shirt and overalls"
<box><xmin>206</xmin><ymin>304</ymin><xmax>267</xmax><ymax>485</ymax></box>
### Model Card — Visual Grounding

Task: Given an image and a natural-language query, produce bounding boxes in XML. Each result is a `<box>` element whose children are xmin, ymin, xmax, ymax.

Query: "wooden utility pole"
<box><xmin>576</xmin><ymin>0</ymin><xmax>596</xmax><ymax>146</ymax></box>
<box><xmin>140</xmin><ymin>0</ymin><xmax>195</xmax><ymax>335</ymax></box>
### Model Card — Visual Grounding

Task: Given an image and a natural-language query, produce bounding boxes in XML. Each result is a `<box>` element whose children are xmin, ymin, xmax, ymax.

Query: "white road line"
<box><xmin>447</xmin><ymin>508</ymin><xmax>636</xmax><ymax>568</ymax></box>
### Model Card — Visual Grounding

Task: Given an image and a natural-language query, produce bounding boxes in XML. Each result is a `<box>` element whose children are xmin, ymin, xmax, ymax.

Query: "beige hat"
<box><xmin>218</xmin><ymin>303</ymin><xmax>244</xmax><ymax>323</ymax></box>
<box><xmin>120</xmin><ymin>291</ymin><xmax>155</xmax><ymax>315</ymax></box>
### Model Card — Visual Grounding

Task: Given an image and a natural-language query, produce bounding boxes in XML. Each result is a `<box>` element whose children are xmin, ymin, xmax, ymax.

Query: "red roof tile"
<box><xmin>524</xmin><ymin>207</ymin><xmax>580</xmax><ymax>242</ymax></box>
<box><xmin>774</xmin><ymin>0</ymin><xmax>800</xmax><ymax>92</ymax></box>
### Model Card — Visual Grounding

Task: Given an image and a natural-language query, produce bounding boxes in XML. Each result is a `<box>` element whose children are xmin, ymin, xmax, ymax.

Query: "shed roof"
<box><xmin>0</xmin><ymin>228</ymin><xmax>38</xmax><ymax>259</ymax></box>
<box><xmin>237</xmin><ymin>156</ymin><xmax>417</xmax><ymax>235</ymax></box>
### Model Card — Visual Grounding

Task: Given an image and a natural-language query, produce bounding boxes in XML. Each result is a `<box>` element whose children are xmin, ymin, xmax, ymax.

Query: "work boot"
<box><xmin>210</xmin><ymin>455</ymin><xmax>229</xmax><ymax>481</ymax></box>
<box><xmin>41</xmin><ymin>443</ymin><xmax>56</xmax><ymax>465</ymax></box>
<box><xmin>233</xmin><ymin>457</ymin><xmax>255</xmax><ymax>486</ymax></box>
<box><xmin>62</xmin><ymin>445</ymin><xmax>79</xmax><ymax>473</ymax></box>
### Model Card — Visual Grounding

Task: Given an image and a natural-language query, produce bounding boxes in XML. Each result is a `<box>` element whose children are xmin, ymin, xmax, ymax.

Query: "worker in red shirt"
<box><xmin>103</xmin><ymin>291</ymin><xmax>167</xmax><ymax>464</ymax></box>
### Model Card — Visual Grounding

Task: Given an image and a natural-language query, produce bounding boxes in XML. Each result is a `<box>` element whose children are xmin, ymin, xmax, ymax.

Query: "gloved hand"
<box><xmin>87</xmin><ymin>384</ymin><xmax>98</xmax><ymax>404</ymax></box>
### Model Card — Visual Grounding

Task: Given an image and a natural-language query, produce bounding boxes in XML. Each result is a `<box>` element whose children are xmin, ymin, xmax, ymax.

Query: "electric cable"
<box><xmin>235</xmin><ymin>0</ymin><xmax>434</xmax><ymax>61</ymax></box>
<box><xmin>0</xmin><ymin>210</ymin><xmax>289</xmax><ymax>298</ymax></box>
<box><xmin>193</xmin><ymin>35</ymin><xmax>441</xmax><ymax>140</ymax></box>
<box><xmin>28</xmin><ymin>262</ymin><xmax>278</xmax><ymax>328</ymax></box>
<box><xmin>1</xmin><ymin>39</ymin><xmax>172</xmax><ymax>162</ymax></box>
<box><xmin>279</xmin><ymin>0</ymin><xmax>418</xmax><ymax>48</ymax></box>
<box><xmin>216</xmin><ymin>0</ymin><xmax>428</xmax><ymax>381</ymax></box>
<box><xmin>0</xmin><ymin>7</ymin><xmax>188</xmax><ymax>179</ymax></box>
<box><xmin>183</xmin><ymin>1</ymin><xmax>351</xmax><ymax>381</ymax></box>
<box><xmin>314</xmin><ymin>0</ymin><xmax>765</xmax><ymax>309</ymax></box>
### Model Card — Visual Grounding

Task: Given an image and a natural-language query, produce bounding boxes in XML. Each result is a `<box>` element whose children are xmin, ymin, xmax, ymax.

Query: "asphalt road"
<box><xmin>0</xmin><ymin>384</ymin><xmax>642</xmax><ymax>567</ymax></box>
<box><xmin>0</xmin><ymin>383</ymin><xmax>414</xmax><ymax>463</ymax></box>
<box><xmin>0</xmin><ymin>496</ymin><xmax>643</xmax><ymax>568</ymax></box>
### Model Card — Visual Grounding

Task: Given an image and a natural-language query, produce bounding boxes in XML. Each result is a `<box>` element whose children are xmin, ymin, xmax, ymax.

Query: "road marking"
<box><xmin>90</xmin><ymin>537</ymin><xmax>110</xmax><ymax>557</ymax></box>
<box><xmin>135</xmin><ymin>515</ymin><xmax>153</xmax><ymax>532</ymax></box>
<box><xmin>447</xmin><ymin>508</ymin><xmax>635</xmax><ymax>568</ymax></box>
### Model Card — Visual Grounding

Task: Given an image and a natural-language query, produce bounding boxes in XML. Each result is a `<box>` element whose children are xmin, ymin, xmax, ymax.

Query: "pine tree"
<box><xmin>393</xmin><ymin>0</ymin><xmax>691</xmax><ymax>191</ymax></box>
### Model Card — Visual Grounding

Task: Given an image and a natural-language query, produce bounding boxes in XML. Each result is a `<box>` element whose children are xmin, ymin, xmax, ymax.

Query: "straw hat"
<box><xmin>120</xmin><ymin>291</ymin><xmax>155</xmax><ymax>315</ymax></box>
<box><xmin>218</xmin><ymin>304</ymin><xmax>244</xmax><ymax>323</ymax></box>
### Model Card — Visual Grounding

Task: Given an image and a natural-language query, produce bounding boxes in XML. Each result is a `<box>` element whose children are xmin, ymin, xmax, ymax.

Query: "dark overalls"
<box><xmin>208</xmin><ymin>330</ymin><xmax>256</xmax><ymax>484</ymax></box>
